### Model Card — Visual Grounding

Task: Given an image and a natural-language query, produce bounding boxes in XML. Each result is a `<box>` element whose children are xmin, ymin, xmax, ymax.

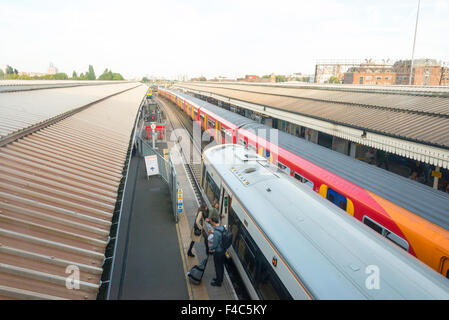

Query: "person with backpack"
<box><xmin>208</xmin><ymin>217</ymin><xmax>233</xmax><ymax>287</ymax></box>
<box><xmin>187</xmin><ymin>204</ymin><xmax>208</xmax><ymax>258</ymax></box>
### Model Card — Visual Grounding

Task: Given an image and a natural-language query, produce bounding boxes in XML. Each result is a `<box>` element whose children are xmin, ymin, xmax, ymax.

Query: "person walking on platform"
<box><xmin>187</xmin><ymin>204</ymin><xmax>208</xmax><ymax>258</ymax></box>
<box><xmin>209</xmin><ymin>217</ymin><xmax>225</xmax><ymax>287</ymax></box>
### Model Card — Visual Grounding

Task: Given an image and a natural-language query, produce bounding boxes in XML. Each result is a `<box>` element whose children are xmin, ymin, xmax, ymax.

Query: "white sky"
<box><xmin>1</xmin><ymin>0</ymin><xmax>448</xmax><ymax>80</ymax></box>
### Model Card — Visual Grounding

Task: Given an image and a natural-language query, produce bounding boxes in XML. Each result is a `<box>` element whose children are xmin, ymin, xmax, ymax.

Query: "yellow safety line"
<box><xmin>176</xmin><ymin>218</ymin><xmax>194</xmax><ymax>300</ymax></box>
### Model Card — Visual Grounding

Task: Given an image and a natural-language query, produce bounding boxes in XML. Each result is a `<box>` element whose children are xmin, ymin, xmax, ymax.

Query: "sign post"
<box><xmin>144</xmin><ymin>155</ymin><xmax>159</xmax><ymax>178</ymax></box>
<box><xmin>177</xmin><ymin>188</ymin><xmax>183</xmax><ymax>215</ymax></box>
<box><xmin>151</xmin><ymin>123</ymin><xmax>156</xmax><ymax>149</ymax></box>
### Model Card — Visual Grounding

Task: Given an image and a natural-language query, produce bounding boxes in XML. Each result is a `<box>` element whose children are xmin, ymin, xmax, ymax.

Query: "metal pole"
<box><xmin>152</xmin><ymin>129</ymin><xmax>156</xmax><ymax>149</ymax></box>
<box><xmin>409</xmin><ymin>0</ymin><xmax>421</xmax><ymax>85</ymax></box>
<box><xmin>433</xmin><ymin>166</ymin><xmax>440</xmax><ymax>190</ymax></box>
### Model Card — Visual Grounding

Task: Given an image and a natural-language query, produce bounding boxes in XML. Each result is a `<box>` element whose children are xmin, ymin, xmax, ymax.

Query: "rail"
<box><xmin>155</xmin><ymin>95</ymin><xmax>204</xmax><ymax>205</ymax></box>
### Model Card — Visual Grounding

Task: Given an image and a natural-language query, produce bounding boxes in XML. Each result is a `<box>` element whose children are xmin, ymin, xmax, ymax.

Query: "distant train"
<box><xmin>158</xmin><ymin>88</ymin><xmax>449</xmax><ymax>279</ymax></box>
<box><xmin>201</xmin><ymin>144</ymin><xmax>449</xmax><ymax>299</ymax></box>
<box><xmin>146</xmin><ymin>89</ymin><xmax>153</xmax><ymax>99</ymax></box>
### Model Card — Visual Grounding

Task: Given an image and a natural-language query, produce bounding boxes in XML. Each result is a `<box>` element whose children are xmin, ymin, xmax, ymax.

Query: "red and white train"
<box><xmin>158</xmin><ymin>88</ymin><xmax>449</xmax><ymax>279</ymax></box>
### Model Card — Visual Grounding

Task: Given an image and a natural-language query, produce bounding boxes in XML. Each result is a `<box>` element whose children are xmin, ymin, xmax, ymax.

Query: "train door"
<box><xmin>220</xmin><ymin>188</ymin><xmax>232</xmax><ymax>226</ymax></box>
<box><xmin>442</xmin><ymin>257</ymin><xmax>449</xmax><ymax>279</ymax></box>
<box><xmin>326</xmin><ymin>188</ymin><xmax>347</xmax><ymax>211</ymax></box>
<box><xmin>216</xmin><ymin>121</ymin><xmax>219</xmax><ymax>141</ymax></box>
<box><xmin>221</xmin><ymin>126</ymin><xmax>226</xmax><ymax>144</ymax></box>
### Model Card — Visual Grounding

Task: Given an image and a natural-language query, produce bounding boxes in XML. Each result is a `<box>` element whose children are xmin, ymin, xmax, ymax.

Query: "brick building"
<box><xmin>344</xmin><ymin>61</ymin><xmax>395</xmax><ymax>85</ymax></box>
<box><xmin>343</xmin><ymin>59</ymin><xmax>448</xmax><ymax>86</ymax></box>
<box><xmin>393</xmin><ymin>59</ymin><xmax>441</xmax><ymax>85</ymax></box>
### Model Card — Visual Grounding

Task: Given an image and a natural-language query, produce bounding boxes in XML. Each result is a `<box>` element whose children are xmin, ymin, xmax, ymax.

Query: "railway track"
<box><xmin>155</xmin><ymin>96</ymin><xmax>203</xmax><ymax>204</ymax></box>
<box><xmin>157</xmin><ymin>94</ymin><xmax>250</xmax><ymax>300</ymax></box>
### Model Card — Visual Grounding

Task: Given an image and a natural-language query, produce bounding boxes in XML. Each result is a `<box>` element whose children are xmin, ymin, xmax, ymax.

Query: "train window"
<box><xmin>257</xmin><ymin>257</ymin><xmax>293</xmax><ymax>300</ymax></box>
<box><xmin>362</xmin><ymin>216</ymin><xmax>383</xmax><ymax>235</ymax></box>
<box><xmin>228</xmin><ymin>205</ymin><xmax>293</xmax><ymax>300</ymax></box>
<box><xmin>326</xmin><ymin>188</ymin><xmax>347</xmax><ymax>211</ymax></box>
<box><xmin>220</xmin><ymin>128</ymin><xmax>226</xmax><ymax>142</ymax></box>
<box><xmin>205</xmin><ymin>171</ymin><xmax>220</xmax><ymax>205</ymax></box>
<box><xmin>236</xmin><ymin>232</ymin><xmax>257</xmax><ymax>282</ymax></box>
<box><xmin>277</xmin><ymin>162</ymin><xmax>291</xmax><ymax>174</ymax></box>
<box><xmin>201</xmin><ymin>162</ymin><xmax>206</xmax><ymax>189</ymax></box>
<box><xmin>384</xmin><ymin>230</ymin><xmax>409</xmax><ymax>251</ymax></box>
<box><xmin>228</xmin><ymin>207</ymin><xmax>239</xmax><ymax>245</ymax></box>
<box><xmin>363</xmin><ymin>216</ymin><xmax>409</xmax><ymax>251</ymax></box>
<box><xmin>294</xmin><ymin>172</ymin><xmax>314</xmax><ymax>189</ymax></box>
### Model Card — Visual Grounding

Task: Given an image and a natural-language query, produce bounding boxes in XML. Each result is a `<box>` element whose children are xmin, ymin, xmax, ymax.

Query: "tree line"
<box><xmin>0</xmin><ymin>64</ymin><xmax>124</xmax><ymax>81</ymax></box>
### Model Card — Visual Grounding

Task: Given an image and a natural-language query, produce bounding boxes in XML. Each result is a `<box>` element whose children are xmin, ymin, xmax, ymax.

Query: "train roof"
<box><xmin>163</xmin><ymin>88</ymin><xmax>449</xmax><ymax>232</ymax></box>
<box><xmin>241</xmin><ymin>121</ymin><xmax>449</xmax><ymax>232</ymax></box>
<box><xmin>170</xmin><ymin>90</ymin><xmax>254</xmax><ymax>128</ymax></box>
<box><xmin>203</xmin><ymin>144</ymin><xmax>449</xmax><ymax>299</ymax></box>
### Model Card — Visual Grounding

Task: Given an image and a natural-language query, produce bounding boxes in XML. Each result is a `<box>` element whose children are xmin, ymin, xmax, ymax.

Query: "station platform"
<box><xmin>107</xmin><ymin>108</ymin><xmax>237</xmax><ymax>300</ymax></box>
<box><xmin>107</xmin><ymin>153</ymin><xmax>189</xmax><ymax>299</ymax></box>
<box><xmin>171</xmin><ymin>146</ymin><xmax>238</xmax><ymax>300</ymax></box>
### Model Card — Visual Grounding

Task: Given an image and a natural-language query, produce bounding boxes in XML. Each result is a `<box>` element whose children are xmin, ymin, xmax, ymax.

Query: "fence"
<box><xmin>136</xmin><ymin>129</ymin><xmax>180</xmax><ymax>223</ymax></box>
<box><xmin>99</xmin><ymin>98</ymin><xmax>179</xmax><ymax>300</ymax></box>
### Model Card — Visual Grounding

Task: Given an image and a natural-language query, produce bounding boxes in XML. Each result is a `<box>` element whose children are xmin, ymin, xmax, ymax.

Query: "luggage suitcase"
<box><xmin>187</xmin><ymin>257</ymin><xmax>209</xmax><ymax>285</ymax></box>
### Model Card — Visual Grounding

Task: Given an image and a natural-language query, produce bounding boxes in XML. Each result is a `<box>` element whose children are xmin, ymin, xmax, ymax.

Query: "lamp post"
<box><xmin>409</xmin><ymin>0</ymin><xmax>421</xmax><ymax>85</ymax></box>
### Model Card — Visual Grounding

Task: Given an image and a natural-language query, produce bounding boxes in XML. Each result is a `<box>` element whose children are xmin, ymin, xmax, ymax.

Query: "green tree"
<box><xmin>97</xmin><ymin>68</ymin><xmax>124</xmax><ymax>80</ymax></box>
<box><xmin>275</xmin><ymin>75</ymin><xmax>286</xmax><ymax>82</ymax></box>
<box><xmin>111</xmin><ymin>72</ymin><xmax>124</xmax><ymax>80</ymax></box>
<box><xmin>87</xmin><ymin>65</ymin><xmax>96</xmax><ymax>80</ymax></box>
<box><xmin>72</xmin><ymin>71</ymin><xmax>78</xmax><ymax>79</ymax></box>
<box><xmin>5</xmin><ymin>73</ymin><xmax>19</xmax><ymax>79</ymax></box>
<box><xmin>54</xmin><ymin>73</ymin><xmax>68</xmax><ymax>80</ymax></box>
<box><xmin>327</xmin><ymin>76</ymin><xmax>340</xmax><ymax>84</ymax></box>
<box><xmin>98</xmin><ymin>68</ymin><xmax>112</xmax><ymax>80</ymax></box>
<box><xmin>0</xmin><ymin>69</ymin><xmax>4</xmax><ymax>79</ymax></box>
<box><xmin>6</xmin><ymin>65</ymin><xmax>14</xmax><ymax>74</ymax></box>
<box><xmin>141</xmin><ymin>76</ymin><xmax>149</xmax><ymax>83</ymax></box>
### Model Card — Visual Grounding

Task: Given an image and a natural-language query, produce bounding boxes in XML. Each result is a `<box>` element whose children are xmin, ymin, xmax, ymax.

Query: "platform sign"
<box><xmin>144</xmin><ymin>155</ymin><xmax>159</xmax><ymax>176</ymax></box>
<box><xmin>177</xmin><ymin>188</ymin><xmax>183</xmax><ymax>213</ymax></box>
<box><xmin>432</xmin><ymin>170</ymin><xmax>442</xmax><ymax>178</ymax></box>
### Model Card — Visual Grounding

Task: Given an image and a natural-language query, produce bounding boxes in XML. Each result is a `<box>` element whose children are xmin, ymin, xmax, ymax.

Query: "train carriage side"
<box><xmin>201</xmin><ymin>144</ymin><xmax>449</xmax><ymax>300</ymax></box>
<box><xmin>158</xmin><ymin>88</ymin><xmax>449</xmax><ymax>278</ymax></box>
<box><xmin>237</xmin><ymin>122</ymin><xmax>449</xmax><ymax>275</ymax></box>
<box><xmin>174</xmin><ymin>91</ymin><xmax>247</xmax><ymax>144</ymax></box>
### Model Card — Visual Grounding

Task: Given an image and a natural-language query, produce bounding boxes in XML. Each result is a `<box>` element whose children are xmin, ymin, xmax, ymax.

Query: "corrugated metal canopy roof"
<box><xmin>165</xmin><ymin>88</ymin><xmax>449</xmax><ymax>233</ymax></box>
<box><xmin>0</xmin><ymin>82</ymin><xmax>139</xmax><ymax>141</ymax></box>
<box><xmin>175</xmin><ymin>83</ymin><xmax>449</xmax><ymax>168</ymax></box>
<box><xmin>177</xmin><ymin>83</ymin><xmax>449</xmax><ymax>146</ymax></box>
<box><xmin>0</xmin><ymin>84</ymin><xmax>147</xmax><ymax>299</ymax></box>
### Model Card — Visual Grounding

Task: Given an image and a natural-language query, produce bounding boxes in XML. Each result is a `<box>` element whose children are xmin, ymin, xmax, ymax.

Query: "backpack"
<box><xmin>216</xmin><ymin>227</ymin><xmax>233</xmax><ymax>251</ymax></box>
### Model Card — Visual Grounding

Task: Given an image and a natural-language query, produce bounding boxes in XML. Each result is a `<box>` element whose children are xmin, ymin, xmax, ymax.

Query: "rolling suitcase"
<box><xmin>187</xmin><ymin>257</ymin><xmax>209</xmax><ymax>285</ymax></box>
